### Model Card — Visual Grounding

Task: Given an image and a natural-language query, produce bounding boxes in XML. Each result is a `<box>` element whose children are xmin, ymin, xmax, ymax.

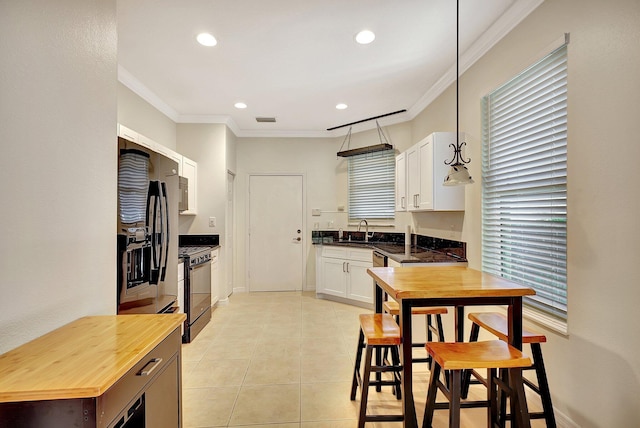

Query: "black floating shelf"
<box><xmin>337</xmin><ymin>143</ymin><xmax>394</xmax><ymax>158</ymax></box>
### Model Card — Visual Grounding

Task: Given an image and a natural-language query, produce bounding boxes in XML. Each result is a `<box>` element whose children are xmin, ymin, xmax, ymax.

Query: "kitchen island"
<box><xmin>0</xmin><ymin>313</ymin><xmax>185</xmax><ymax>428</ymax></box>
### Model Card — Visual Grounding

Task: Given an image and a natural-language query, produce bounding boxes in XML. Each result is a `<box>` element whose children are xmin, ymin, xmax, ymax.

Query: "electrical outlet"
<box><xmin>209</xmin><ymin>217</ymin><xmax>216</xmax><ymax>228</ymax></box>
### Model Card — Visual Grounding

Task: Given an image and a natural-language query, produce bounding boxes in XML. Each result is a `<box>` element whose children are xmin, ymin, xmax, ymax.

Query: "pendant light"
<box><xmin>443</xmin><ymin>0</ymin><xmax>474</xmax><ymax>186</ymax></box>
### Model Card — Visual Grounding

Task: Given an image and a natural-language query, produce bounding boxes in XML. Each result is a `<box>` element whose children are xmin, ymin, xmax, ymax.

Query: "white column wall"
<box><xmin>0</xmin><ymin>0</ymin><xmax>118</xmax><ymax>353</ymax></box>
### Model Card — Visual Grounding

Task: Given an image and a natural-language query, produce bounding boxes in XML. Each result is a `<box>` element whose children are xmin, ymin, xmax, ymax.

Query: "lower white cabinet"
<box><xmin>177</xmin><ymin>262</ymin><xmax>184</xmax><ymax>313</ymax></box>
<box><xmin>177</xmin><ymin>262</ymin><xmax>184</xmax><ymax>335</ymax></box>
<box><xmin>210</xmin><ymin>248</ymin><xmax>220</xmax><ymax>306</ymax></box>
<box><xmin>317</xmin><ymin>246</ymin><xmax>373</xmax><ymax>305</ymax></box>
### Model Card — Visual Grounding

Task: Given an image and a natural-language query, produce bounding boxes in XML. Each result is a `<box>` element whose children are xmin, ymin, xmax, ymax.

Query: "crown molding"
<box><xmin>408</xmin><ymin>0</ymin><xmax>544</xmax><ymax>119</ymax></box>
<box><xmin>118</xmin><ymin>0</ymin><xmax>543</xmax><ymax>138</ymax></box>
<box><xmin>117</xmin><ymin>65</ymin><xmax>179</xmax><ymax>122</ymax></box>
<box><xmin>176</xmin><ymin>114</ymin><xmax>241</xmax><ymax>136</ymax></box>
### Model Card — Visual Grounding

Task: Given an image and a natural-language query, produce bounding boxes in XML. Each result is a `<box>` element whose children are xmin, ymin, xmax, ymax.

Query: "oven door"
<box><xmin>189</xmin><ymin>260</ymin><xmax>211</xmax><ymax>323</ymax></box>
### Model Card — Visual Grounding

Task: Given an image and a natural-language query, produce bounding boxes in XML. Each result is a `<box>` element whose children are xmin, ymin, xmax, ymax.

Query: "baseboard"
<box><xmin>555</xmin><ymin>407</ymin><xmax>580</xmax><ymax>428</ymax></box>
<box><xmin>316</xmin><ymin>293</ymin><xmax>373</xmax><ymax>310</ymax></box>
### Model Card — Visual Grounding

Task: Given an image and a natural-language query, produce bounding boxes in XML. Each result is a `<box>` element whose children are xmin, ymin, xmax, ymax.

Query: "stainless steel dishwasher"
<box><xmin>373</xmin><ymin>251</ymin><xmax>387</xmax><ymax>267</ymax></box>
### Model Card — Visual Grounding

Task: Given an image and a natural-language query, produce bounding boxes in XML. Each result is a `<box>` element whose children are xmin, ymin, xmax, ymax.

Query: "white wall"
<box><xmin>412</xmin><ymin>0</ymin><xmax>640</xmax><ymax>425</ymax></box>
<box><xmin>235</xmin><ymin>124</ymin><xmax>415</xmax><ymax>292</ymax></box>
<box><xmin>117</xmin><ymin>83</ymin><xmax>177</xmax><ymax>150</ymax></box>
<box><xmin>177</xmin><ymin>124</ymin><xmax>228</xmax><ymax>235</ymax></box>
<box><xmin>0</xmin><ymin>0</ymin><xmax>118</xmax><ymax>353</ymax></box>
<box><xmin>235</xmin><ymin>137</ymin><xmax>336</xmax><ymax>291</ymax></box>
<box><xmin>177</xmin><ymin>123</ymin><xmax>231</xmax><ymax>295</ymax></box>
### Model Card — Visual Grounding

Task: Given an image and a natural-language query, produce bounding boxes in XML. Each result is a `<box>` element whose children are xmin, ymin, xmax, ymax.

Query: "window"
<box><xmin>348</xmin><ymin>150</ymin><xmax>395</xmax><ymax>221</ymax></box>
<box><xmin>481</xmin><ymin>44</ymin><xmax>568</xmax><ymax>328</ymax></box>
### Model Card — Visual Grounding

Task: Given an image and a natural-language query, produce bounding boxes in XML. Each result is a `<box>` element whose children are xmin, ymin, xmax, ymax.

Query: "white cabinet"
<box><xmin>210</xmin><ymin>248</ymin><xmax>219</xmax><ymax>306</ymax></box>
<box><xmin>118</xmin><ymin>124</ymin><xmax>198</xmax><ymax>215</ymax></box>
<box><xmin>180</xmin><ymin>156</ymin><xmax>198</xmax><ymax>215</ymax></box>
<box><xmin>177</xmin><ymin>262</ymin><xmax>184</xmax><ymax>313</ymax></box>
<box><xmin>118</xmin><ymin>124</ymin><xmax>182</xmax><ymax>171</ymax></box>
<box><xmin>321</xmin><ymin>257</ymin><xmax>348</xmax><ymax>298</ymax></box>
<box><xmin>395</xmin><ymin>152</ymin><xmax>407</xmax><ymax>211</ymax></box>
<box><xmin>317</xmin><ymin>246</ymin><xmax>373</xmax><ymax>305</ymax></box>
<box><xmin>346</xmin><ymin>260</ymin><xmax>374</xmax><ymax>303</ymax></box>
<box><xmin>398</xmin><ymin>132</ymin><xmax>465</xmax><ymax>212</ymax></box>
<box><xmin>154</xmin><ymin>142</ymin><xmax>183</xmax><ymax>172</ymax></box>
<box><xmin>117</xmin><ymin>124</ymin><xmax>140</xmax><ymax>143</ymax></box>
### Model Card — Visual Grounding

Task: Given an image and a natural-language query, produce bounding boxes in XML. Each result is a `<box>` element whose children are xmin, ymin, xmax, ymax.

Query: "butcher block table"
<box><xmin>367</xmin><ymin>266</ymin><xmax>536</xmax><ymax>428</ymax></box>
<box><xmin>0</xmin><ymin>313</ymin><xmax>186</xmax><ymax>428</ymax></box>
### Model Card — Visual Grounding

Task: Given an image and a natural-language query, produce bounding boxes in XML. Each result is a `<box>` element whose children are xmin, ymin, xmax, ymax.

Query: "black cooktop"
<box><xmin>179</xmin><ymin>234</ymin><xmax>219</xmax><ymax>248</ymax></box>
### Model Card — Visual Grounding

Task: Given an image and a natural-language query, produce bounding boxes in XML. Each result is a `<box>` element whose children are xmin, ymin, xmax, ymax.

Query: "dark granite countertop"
<box><xmin>316</xmin><ymin>241</ymin><xmax>467</xmax><ymax>264</ymax></box>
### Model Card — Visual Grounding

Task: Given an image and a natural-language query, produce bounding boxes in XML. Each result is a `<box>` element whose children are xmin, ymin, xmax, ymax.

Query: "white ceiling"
<box><xmin>117</xmin><ymin>0</ymin><xmax>542</xmax><ymax>137</ymax></box>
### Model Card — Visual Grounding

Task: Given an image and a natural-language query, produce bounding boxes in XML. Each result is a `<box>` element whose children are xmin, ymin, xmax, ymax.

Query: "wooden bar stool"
<box><xmin>350</xmin><ymin>314</ymin><xmax>404</xmax><ymax>427</ymax></box>
<box><xmin>423</xmin><ymin>340</ymin><xmax>531</xmax><ymax>428</ymax></box>
<box><xmin>463</xmin><ymin>312</ymin><xmax>556</xmax><ymax>427</ymax></box>
<box><xmin>383</xmin><ymin>300</ymin><xmax>447</xmax><ymax>364</ymax></box>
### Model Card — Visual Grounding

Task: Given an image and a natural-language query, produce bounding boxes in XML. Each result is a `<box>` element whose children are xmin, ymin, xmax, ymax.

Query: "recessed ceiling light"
<box><xmin>234</xmin><ymin>102</ymin><xmax>247</xmax><ymax>109</ymax></box>
<box><xmin>336</xmin><ymin>103</ymin><xmax>348</xmax><ymax>110</ymax></box>
<box><xmin>196</xmin><ymin>33</ymin><xmax>217</xmax><ymax>47</ymax></box>
<box><xmin>355</xmin><ymin>30</ymin><xmax>375</xmax><ymax>45</ymax></box>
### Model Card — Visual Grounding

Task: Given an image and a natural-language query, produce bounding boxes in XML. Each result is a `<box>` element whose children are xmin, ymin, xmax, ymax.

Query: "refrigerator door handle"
<box><xmin>159</xmin><ymin>182</ymin><xmax>168</xmax><ymax>281</ymax></box>
<box><xmin>147</xmin><ymin>181</ymin><xmax>161</xmax><ymax>285</ymax></box>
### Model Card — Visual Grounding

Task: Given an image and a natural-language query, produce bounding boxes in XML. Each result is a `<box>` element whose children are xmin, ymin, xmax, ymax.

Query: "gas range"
<box><xmin>178</xmin><ymin>244</ymin><xmax>213</xmax><ymax>343</ymax></box>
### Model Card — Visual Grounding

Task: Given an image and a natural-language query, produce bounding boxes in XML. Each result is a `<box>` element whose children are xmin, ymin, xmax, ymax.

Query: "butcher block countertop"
<box><xmin>0</xmin><ymin>314</ymin><xmax>185</xmax><ymax>403</ymax></box>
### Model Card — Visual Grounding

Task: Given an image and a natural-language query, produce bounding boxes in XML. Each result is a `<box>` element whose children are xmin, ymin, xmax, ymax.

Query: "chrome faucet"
<box><xmin>358</xmin><ymin>219</ymin><xmax>370</xmax><ymax>242</ymax></box>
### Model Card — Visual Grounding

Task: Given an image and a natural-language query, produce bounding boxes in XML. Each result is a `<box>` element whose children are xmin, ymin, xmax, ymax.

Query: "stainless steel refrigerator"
<box><xmin>117</xmin><ymin>137</ymin><xmax>179</xmax><ymax>314</ymax></box>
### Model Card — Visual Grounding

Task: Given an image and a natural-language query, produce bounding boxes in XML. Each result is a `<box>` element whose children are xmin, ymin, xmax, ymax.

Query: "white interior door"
<box><xmin>248</xmin><ymin>174</ymin><xmax>304</xmax><ymax>292</ymax></box>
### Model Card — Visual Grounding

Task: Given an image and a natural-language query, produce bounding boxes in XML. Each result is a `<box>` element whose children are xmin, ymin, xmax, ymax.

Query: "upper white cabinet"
<box><xmin>118</xmin><ymin>124</ymin><xmax>198</xmax><ymax>215</ymax></box>
<box><xmin>396</xmin><ymin>132</ymin><xmax>465</xmax><ymax>212</ymax></box>
<box><xmin>180</xmin><ymin>155</ymin><xmax>197</xmax><ymax>215</ymax></box>
<box><xmin>395</xmin><ymin>152</ymin><xmax>407</xmax><ymax>211</ymax></box>
<box><xmin>152</xmin><ymin>141</ymin><xmax>183</xmax><ymax>173</ymax></box>
<box><xmin>117</xmin><ymin>124</ymin><xmax>140</xmax><ymax>143</ymax></box>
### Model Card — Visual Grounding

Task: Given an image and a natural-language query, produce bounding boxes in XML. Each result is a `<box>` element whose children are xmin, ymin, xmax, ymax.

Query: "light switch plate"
<box><xmin>209</xmin><ymin>217</ymin><xmax>216</xmax><ymax>227</ymax></box>
<box><xmin>311</xmin><ymin>209</ymin><xmax>321</xmax><ymax>216</ymax></box>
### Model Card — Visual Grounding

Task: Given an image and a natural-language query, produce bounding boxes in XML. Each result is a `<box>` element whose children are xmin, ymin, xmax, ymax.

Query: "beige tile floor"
<box><xmin>181</xmin><ymin>291</ymin><xmax>546</xmax><ymax>427</ymax></box>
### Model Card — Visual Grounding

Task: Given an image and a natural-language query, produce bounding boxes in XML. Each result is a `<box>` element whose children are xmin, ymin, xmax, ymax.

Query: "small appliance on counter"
<box><xmin>179</xmin><ymin>234</ymin><xmax>219</xmax><ymax>342</ymax></box>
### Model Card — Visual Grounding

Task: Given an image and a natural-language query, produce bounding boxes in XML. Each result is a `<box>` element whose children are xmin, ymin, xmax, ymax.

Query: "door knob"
<box><xmin>296</xmin><ymin>237</ymin><xmax>301</xmax><ymax>241</ymax></box>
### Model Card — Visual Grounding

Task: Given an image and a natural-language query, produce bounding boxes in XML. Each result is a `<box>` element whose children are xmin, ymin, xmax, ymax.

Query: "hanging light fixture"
<box><xmin>443</xmin><ymin>0</ymin><xmax>474</xmax><ymax>186</ymax></box>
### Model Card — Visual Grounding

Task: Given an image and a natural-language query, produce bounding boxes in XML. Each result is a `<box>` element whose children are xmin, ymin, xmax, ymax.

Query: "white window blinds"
<box><xmin>348</xmin><ymin>150</ymin><xmax>395</xmax><ymax>220</ymax></box>
<box><xmin>481</xmin><ymin>44</ymin><xmax>568</xmax><ymax>322</ymax></box>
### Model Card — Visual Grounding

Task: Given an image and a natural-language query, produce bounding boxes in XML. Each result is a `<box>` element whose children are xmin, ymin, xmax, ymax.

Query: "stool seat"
<box><xmin>465</xmin><ymin>312</ymin><xmax>557</xmax><ymax>427</ymax></box>
<box><xmin>423</xmin><ymin>341</ymin><xmax>532</xmax><ymax>428</ymax></box>
<box><xmin>468</xmin><ymin>312</ymin><xmax>546</xmax><ymax>343</ymax></box>
<box><xmin>427</xmin><ymin>340</ymin><xmax>531</xmax><ymax>370</ymax></box>
<box><xmin>383</xmin><ymin>300</ymin><xmax>448</xmax><ymax>316</ymax></box>
<box><xmin>359</xmin><ymin>313</ymin><xmax>401</xmax><ymax>345</ymax></box>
